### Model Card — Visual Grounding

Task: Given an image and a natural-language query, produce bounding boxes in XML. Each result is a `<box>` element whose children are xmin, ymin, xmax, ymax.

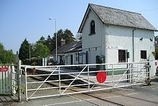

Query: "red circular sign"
<box><xmin>96</xmin><ymin>71</ymin><xmax>106</xmax><ymax>83</ymax></box>
<box><xmin>0</xmin><ymin>67</ymin><xmax>8</xmax><ymax>72</ymax></box>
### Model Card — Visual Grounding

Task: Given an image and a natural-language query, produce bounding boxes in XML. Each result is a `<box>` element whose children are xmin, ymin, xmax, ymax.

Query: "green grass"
<box><xmin>106</xmin><ymin>68</ymin><xmax>127</xmax><ymax>75</ymax></box>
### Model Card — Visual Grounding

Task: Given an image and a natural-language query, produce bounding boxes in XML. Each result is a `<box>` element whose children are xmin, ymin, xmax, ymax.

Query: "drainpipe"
<box><xmin>132</xmin><ymin>28</ymin><xmax>136</xmax><ymax>62</ymax></box>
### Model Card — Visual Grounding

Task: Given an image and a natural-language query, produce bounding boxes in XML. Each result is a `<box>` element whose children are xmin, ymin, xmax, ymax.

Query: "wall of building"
<box><xmin>105</xmin><ymin>25</ymin><xmax>155</xmax><ymax>63</ymax></box>
<box><xmin>64</xmin><ymin>52</ymin><xmax>79</xmax><ymax>65</ymax></box>
<box><xmin>81</xmin><ymin>9</ymin><xmax>105</xmax><ymax>64</ymax></box>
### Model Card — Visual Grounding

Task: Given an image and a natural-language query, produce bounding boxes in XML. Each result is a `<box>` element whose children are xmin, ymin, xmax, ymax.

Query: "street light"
<box><xmin>49</xmin><ymin>18</ymin><xmax>57</xmax><ymax>62</ymax></box>
<box><xmin>27</xmin><ymin>39</ymin><xmax>31</xmax><ymax>61</ymax></box>
<box><xmin>29</xmin><ymin>43</ymin><xmax>31</xmax><ymax>60</ymax></box>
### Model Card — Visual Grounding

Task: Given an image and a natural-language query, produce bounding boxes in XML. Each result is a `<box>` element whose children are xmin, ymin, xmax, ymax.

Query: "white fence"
<box><xmin>0</xmin><ymin>61</ymin><xmax>22</xmax><ymax>102</ymax></box>
<box><xmin>22</xmin><ymin>61</ymin><xmax>150</xmax><ymax>101</ymax></box>
<box><xmin>0</xmin><ymin>65</ymin><xmax>16</xmax><ymax>95</ymax></box>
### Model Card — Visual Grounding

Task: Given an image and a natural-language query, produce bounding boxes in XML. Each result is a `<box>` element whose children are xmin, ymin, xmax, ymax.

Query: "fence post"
<box><xmin>127</xmin><ymin>63</ymin><xmax>130</xmax><ymax>82</ymax></box>
<box><xmin>129</xmin><ymin>63</ymin><xmax>133</xmax><ymax>83</ymax></box>
<box><xmin>25</xmin><ymin>66</ymin><xmax>28</xmax><ymax>101</ymax></box>
<box><xmin>88</xmin><ymin>65</ymin><xmax>90</xmax><ymax>91</ymax></box>
<box><xmin>145</xmin><ymin>62</ymin><xmax>151</xmax><ymax>85</ymax></box>
<box><xmin>59</xmin><ymin>66</ymin><xmax>61</xmax><ymax>94</ymax></box>
<box><xmin>17</xmin><ymin>60</ymin><xmax>22</xmax><ymax>102</ymax></box>
<box><xmin>148</xmin><ymin>62</ymin><xmax>151</xmax><ymax>79</ymax></box>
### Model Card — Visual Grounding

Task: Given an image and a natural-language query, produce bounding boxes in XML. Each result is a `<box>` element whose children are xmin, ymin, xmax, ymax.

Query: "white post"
<box><xmin>42</xmin><ymin>58</ymin><xmax>45</xmax><ymax>66</ymax></box>
<box><xmin>25</xmin><ymin>66</ymin><xmax>28</xmax><ymax>101</ymax></box>
<box><xmin>55</xmin><ymin>19</ymin><xmax>57</xmax><ymax>62</ymax></box>
<box><xmin>49</xmin><ymin>18</ymin><xmax>57</xmax><ymax>62</ymax></box>
<box><xmin>18</xmin><ymin>60</ymin><xmax>22</xmax><ymax>102</ymax></box>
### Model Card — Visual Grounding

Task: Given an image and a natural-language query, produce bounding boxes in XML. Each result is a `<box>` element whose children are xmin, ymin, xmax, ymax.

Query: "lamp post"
<box><xmin>49</xmin><ymin>18</ymin><xmax>57</xmax><ymax>62</ymax></box>
<box><xmin>27</xmin><ymin>39</ymin><xmax>31</xmax><ymax>61</ymax></box>
<box><xmin>29</xmin><ymin>44</ymin><xmax>31</xmax><ymax>60</ymax></box>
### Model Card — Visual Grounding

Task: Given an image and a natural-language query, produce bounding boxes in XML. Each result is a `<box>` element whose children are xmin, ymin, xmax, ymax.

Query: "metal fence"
<box><xmin>22</xmin><ymin>61</ymin><xmax>150</xmax><ymax>101</ymax></box>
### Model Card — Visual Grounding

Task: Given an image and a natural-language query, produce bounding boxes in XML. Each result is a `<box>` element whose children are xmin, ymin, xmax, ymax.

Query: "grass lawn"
<box><xmin>106</xmin><ymin>68</ymin><xmax>128</xmax><ymax>75</ymax></box>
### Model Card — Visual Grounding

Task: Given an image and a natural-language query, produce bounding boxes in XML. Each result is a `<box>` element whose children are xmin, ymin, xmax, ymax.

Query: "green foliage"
<box><xmin>19</xmin><ymin>38</ymin><xmax>50</xmax><ymax>65</ymax></box>
<box><xmin>32</xmin><ymin>42</ymin><xmax>50</xmax><ymax>58</ymax></box>
<box><xmin>45</xmin><ymin>35</ymin><xmax>53</xmax><ymax>52</ymax></box>
<box><xmin>18</xmin><ymin>29</ymin><xmax>75</xmax><ymax>65</ymax></box>
<box><xmin>19</xmin><ymin>39</ymin><xmax>30</xmax><ymax>64</ymax></box>
<box><xmin>155</xmin><ymin>36</ymin><xmax>158</xmax><ymax>59</ymax></box>
<box><xmin>33</xmin><ymin>29</ymin><xmax>75</xmax><ymax>54</ymax></box>
<box><xmin>45</xmin><ymin>29</ymin><xmax>75</xmax><ymax>52</ymax></box>
<box><xmin>55</xmin><ymin>29</ymin><xmax>75</xmax><ymax>46</ymax></box>
<box><xmin>36</xmin><ymin>36</ymin><xmax>46</xmax><ymax>45</ymax></box>
<box><xmin>0</xmin><ymin>43</ymin><xmax>15</xmax><ymax>64</ymax></box>
<box><xmin>155</xmin><ymin>47</ymin><xmax>158</xmax><ymax>59</ymax></box>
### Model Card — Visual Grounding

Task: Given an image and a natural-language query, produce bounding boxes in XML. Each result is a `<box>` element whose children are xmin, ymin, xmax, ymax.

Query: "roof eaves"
<box><xmin>89</xmin><ymin>3</ymin><xmax>105</xmax><ymax>24</ymax></box>
<box><xmin>104</xmin><ymin>22</ymin><xmax>157</xmax><ymax>31</ymax></box>
<box><xmin>78</xmin><ymin>4</ymin><xmax>91</xmax><ymax>33</ymax></box>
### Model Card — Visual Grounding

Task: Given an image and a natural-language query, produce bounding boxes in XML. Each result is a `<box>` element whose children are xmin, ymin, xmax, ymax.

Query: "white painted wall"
<box><xmin>105</xmin><ymin>25</ymin><xmax>155</xmax><ymax>63</ymax></box>
<box><xmin>82</xmin><ymin>9</ymin><xmax>104</xmax><ymax>64</ymax></box>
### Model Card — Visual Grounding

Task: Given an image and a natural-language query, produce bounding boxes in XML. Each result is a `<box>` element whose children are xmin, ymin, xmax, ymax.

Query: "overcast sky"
<box><xmin>0</xmin><ymin>0</ymin><xmax>158</xmax><ymax>53</ymax></box>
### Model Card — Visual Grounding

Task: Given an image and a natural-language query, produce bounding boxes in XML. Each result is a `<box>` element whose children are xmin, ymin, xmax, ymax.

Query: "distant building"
<box><xmin>48</xmin><ymin>41</ymin><xmax>82</xmax><ymax>65</ymax></box>
<box><xmin>77</xmin><ymin>3</ymin><xmax>157</xmax><ymax>64</ymax></box>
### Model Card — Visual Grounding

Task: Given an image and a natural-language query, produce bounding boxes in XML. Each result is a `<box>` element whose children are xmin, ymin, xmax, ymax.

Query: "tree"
<box><xmin>155</xmin><ymin>47</ymin><xmax>158</xmax><ymax>59</ymax></box>
<box><xmin>0</xmin><ymin>43</ymin><xmax>15</xmax><ymax>64</ymax></box>
<box><xmin>63</xmin><ymin>29</ymin><xmax>75</xmax><ymax>44</ymax></box>
<box><xmin>18</xmin><ymin>28</ymin><xmax>75</xmax><ymax>64</ymax></box>
<box><xmin>36</xmin><ymin>36</ymin><xmax>46</xmax><ymax>45</ymax></box>
<box><xmin>50</xmin><ymin>29</ymin><xmax>75</xmax><ymax>51</ymax></box>
<box><xmin>155</xmin><ymin>36</ymin><xmax>158</xmax><ymax>59</ymax></box>
<box><xmin>19</xmin><ymin>39</ymin><xmax>30</xmax><ymax>64</ymax></box>
<box><xmin>33</xmin><ymin>42</ymin><xmax>50</xmax><ymax>58</ymax></box>
<box><xmin>45</xmin><ymin>35</ymin><xmax>53</xmax><ymax>52</ymax></box>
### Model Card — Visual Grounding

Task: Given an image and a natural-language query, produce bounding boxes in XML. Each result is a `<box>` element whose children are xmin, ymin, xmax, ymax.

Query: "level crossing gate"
<box><xmin>0</xmin><ymin>61</ymin><xmax>22</xmax><ymax>102</ymax></box>
<box><xmin>22</xmin><ymin>61</ymin><xmax>150</xmax><ymax>101</ymax></box>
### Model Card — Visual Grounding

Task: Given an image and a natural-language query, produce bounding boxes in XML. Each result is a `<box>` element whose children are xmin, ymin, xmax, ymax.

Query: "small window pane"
<box><xmin>90</xmin><ymin>20</ymin><xmax>95</xmax><ymax>34</ymax></box>
<box><xmin>118</xmin><ymin>50</ymin><xmax>126</xmax><ymax>62</ymax></box>
<box><xmin>141</xmin><ymin>50</ymin><xmax>147</xmax><ymax>59</ymax></box>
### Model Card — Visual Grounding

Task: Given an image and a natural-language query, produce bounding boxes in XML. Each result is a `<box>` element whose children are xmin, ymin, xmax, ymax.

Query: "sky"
<box><xmin>0</xmin><ymin>0</ymin><xmax>158</xmax><ymax>53</ymax></box>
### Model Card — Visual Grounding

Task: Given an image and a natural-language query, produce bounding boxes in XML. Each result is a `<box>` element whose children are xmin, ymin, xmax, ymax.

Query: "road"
<box><xmin>1</xmin><ymin>77</ymin><xmax>158</xmax><ymax>106</ymax></box>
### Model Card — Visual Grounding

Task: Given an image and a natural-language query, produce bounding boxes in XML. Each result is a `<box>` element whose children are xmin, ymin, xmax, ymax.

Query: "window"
<box><xmin>76</xmin><ymin>53</ymin><xmax>78</xmax><ymax>61</ymax></box>
<box><xmin>141</xmin><ymin>50</ymin><xmax>147</xmax><ymax>59</ymax></box>
<box><xmin>90</xmin><ymin>20</ymin><xmax>95</xmax><ymax>35</ymax></box>
<box><xmin>118</xmin><ymin>50</ymin><xmax>126</xmax><ymax>62</ymax></box>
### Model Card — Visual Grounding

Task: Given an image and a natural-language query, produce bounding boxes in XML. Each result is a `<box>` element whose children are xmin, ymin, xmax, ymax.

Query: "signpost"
<box><xmin>0</xmin><ymin>67</ymin><xmax>8</xmax><ymax>72</ymax></box>
<box><xmin>96</xmin><ymin>71</ymin><xmax>106</xmax><ymax>83</ymax></box>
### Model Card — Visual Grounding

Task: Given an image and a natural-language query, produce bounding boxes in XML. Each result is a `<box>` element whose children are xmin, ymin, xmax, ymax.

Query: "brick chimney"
<box><xmin>61</xmin><ymin>38</ymin><xmax>65</xmax><ymax>46</ymax></box>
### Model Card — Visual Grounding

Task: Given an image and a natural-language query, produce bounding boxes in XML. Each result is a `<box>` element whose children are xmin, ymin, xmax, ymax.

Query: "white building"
<box><xmin>78</xmin><ymin>3</ymin><xmax>157</xmax><ymax>65</ymax></box>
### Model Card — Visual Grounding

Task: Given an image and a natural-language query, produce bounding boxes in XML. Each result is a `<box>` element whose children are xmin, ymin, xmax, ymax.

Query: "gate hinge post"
<box><xmin>17</xmin><ymin>60</ymin><xmax>22</xmax><ymax>102</ymax></box>
<box><xmin>145</xmin><ymin>62</ymin><xmax>151</xmax><ymax>86</ymax></box>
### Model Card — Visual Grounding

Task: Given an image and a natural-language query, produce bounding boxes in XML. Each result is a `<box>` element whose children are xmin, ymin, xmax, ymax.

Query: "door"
<box><xmin>70</xmin><ymin>54</ymin><xmax>73</xmax><ymax>65</ymax></box>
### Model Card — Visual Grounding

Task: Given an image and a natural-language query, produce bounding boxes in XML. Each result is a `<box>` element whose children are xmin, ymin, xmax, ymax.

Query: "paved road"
<box><xmin>1</xmin><ymin>77</ymin><xmax>158</xmax><ymax>106</ymax></box>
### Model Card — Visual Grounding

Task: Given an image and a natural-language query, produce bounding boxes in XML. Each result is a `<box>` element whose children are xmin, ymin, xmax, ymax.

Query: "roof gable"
<box><xmin>78</xmin><ymin>3</ymin><xmax>157</xmax><ymax>32</ymax></box>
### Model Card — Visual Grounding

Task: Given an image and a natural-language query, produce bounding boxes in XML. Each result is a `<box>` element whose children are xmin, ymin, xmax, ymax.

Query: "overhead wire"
<box><xmin>138</xmin><ymin>8</ymin><xmax>158</xmax><ymax>12</ymax></box>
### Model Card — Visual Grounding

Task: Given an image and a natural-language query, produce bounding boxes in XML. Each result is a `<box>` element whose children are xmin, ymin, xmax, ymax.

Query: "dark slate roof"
<box><xmin>51</xmin><ymin>41</ymin><xmax>82</xmax><ymax>54</ymax></box>
<box><xmin>78</xmin><ymin>3</ymin><xmax>157</xmax><ymax>32</ymax></box>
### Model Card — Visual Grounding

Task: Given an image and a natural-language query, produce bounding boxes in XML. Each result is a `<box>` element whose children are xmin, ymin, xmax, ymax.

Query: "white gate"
<box><xmin>22</xmin><ymin>61</ymin><xmax>150</xmax><ymax>101</ymax></box>
<box><xmin>0</xmin><ymin>64</ymin><xmax>16</xmax><ymax>95</ymax></box>
<box><xmin>0</xmin><ymin>61</ymin><xmax>22</xmax><ymax>102</ymax></box>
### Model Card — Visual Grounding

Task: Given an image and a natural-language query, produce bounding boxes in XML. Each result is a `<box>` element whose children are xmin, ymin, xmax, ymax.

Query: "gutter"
<box><xmin>132</xmin><ymin>28</ymin><xmax>136</xmax><ymax>62</ymax></box>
